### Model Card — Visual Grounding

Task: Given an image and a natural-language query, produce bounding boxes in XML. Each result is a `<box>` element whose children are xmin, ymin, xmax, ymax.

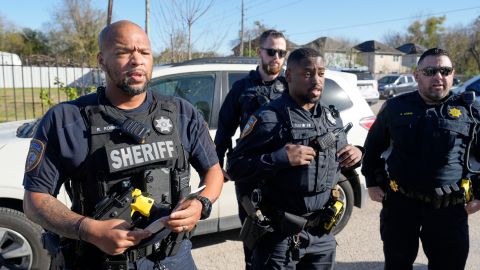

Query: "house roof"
<box><xmin>396</xmin><ymin>43</ymin><xmax>427</xmax><ymax>55</ymax></box>
<box><xmin>354</xmin><ymin>40</ymin><xmax>403</xmax><ymax>55</ymax></box>
<box><xmin>302</xmin><ymin>37</ymin><xmax>353</xmax><ymax>54</ymax></box>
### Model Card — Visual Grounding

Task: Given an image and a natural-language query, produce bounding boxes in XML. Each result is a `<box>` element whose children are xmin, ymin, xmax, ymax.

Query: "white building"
<box><xmin>0</xmin><ymin>52</ymin><xmax>22</xmax><ymax>66</ymax></box>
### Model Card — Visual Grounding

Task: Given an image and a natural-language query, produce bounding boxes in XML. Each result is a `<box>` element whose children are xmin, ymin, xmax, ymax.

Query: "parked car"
<box><xmin>341</xmin><ymin>69</ymin><xmax>379</xmax><ymax>105</ymax></box>
<box><xmin>0</xmin><ymin>57</ymin><xmax>375</xmax><ymax>269</ymax></box>
<box><xmin>452</xmin><ymin>75</ymin><xmax>480</xmax><ymax>100</ymax></box>
<box><xmin>378</xmin><ymin>74</ymin><xmax>417</xmax><ymax>98</ymax></box>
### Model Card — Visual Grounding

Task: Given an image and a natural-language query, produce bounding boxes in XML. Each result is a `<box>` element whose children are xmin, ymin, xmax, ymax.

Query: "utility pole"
<box><xmin>248</xmin><ymin>34</ymin><xmax>252</xmax><ymax>57</ymax></box>
<box><xmin>171</xmin><ymin>34</ymin><xmax>175</xmax><ymax>63</ymax></box>
<box><xmin>239</xmin><ymin>0</ymin><xmax>244</xmax><ymax>56</ymax></box>
<box><xmin>145</xmin><ymin>0</ymin><xmax>150</xmax><ymax>35</ymax></box>
<box><xmin>107</xmin><ymin>0</ymin><xmax>113</xmax><ymax>25</ymax></box>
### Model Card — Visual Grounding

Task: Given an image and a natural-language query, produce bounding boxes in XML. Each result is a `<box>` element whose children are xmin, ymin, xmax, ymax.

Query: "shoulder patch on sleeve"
<box><xmin>240</xmin><ymin>115</ymin><xmax>257</xmax><ymax>139</ymax></box>
<box><xmin>25</xmin><ymin>139</ymin><xmax>45</xmax><ymax>173</ymax></box>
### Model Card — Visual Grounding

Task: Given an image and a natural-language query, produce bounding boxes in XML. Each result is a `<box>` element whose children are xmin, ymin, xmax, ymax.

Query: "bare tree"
<box><xmin>469</xmin><ymin>16</ymin><xmax>480</xmax><ymax>72</ymax></box>
<box><xmin>153</xmin><ymin>1</ymin><xmax>187</xmax><ymax>62</ymax></box>
<box><xmin>382</xmin><ymin>32</ymin><xmax>408</xmax><ymax>48</ymax></box>
<box><xmin>48</xmin><ymin>0</ymin><xmax>106</xmax><ymax>66</ymax></box>
<box><xmin>173</xmin><ymin>0</ymin><xmax>215</xmax><ymax>60</ymax></box>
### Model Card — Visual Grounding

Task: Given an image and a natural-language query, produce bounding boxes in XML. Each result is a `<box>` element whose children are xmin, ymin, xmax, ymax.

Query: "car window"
<box><xmin>228</xmin><ymin>72</ymin><xmax>249</xmax><ymax>90</ymax></box>
<box><xmin>399</xmin><ymin>77</ymin><xmax>407</xmax><ymax>84</ymax></box>
<box><xmin>355</xmin><ymin>73</ymin><xmax>374</xmax><ymax>80</ymax></box>
<box><xmin>379</xmin><ymin>76</ymin><xmax>399</xmax><ymax>84</ymax></box>
<box><xmin>407</xmin><ymin>76</ymin><xmax>414</xmax><ymax>83</ymax></box>
<box><xmin>149</xmin><ymin>73</ymin><xmax>216</xmax><ymax>124</ymax></box>
<box><xmin>321</xmin><ymin>78</ymin><xmax>353</xmax><ymax>112</ymax></box>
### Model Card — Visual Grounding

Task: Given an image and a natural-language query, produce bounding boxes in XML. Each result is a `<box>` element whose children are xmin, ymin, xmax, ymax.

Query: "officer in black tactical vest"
<box><xmin>214</xmin><ymin>29</ymin><xmax>288</xmax><ymax>269</ymax></box>
<box><xmin>23</xmin><ymin>20</ymin><xmax>223</xmax><ymax>270</ymax></box>
<box><xmin>362</xmin><ymin>48</ymin><xmax>480</xmax><ymax>270</ymax></box>
<box><xmin>227</xmin><ymin>48</ymin><xmax>363</xmax><ymax>269</ymax></box>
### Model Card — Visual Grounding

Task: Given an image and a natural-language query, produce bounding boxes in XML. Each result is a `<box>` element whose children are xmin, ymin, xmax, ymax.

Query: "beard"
<box><xmin>261</xmin><ymin>60</ymin><xmax>282</xmax><ymax>75</ymax></box>
<box><xmin>299</xmin><ymin>94</ymin><xmax>321</xmax><ymax>104</ymax></box>
<box><xmin>106</xmin><ymin>66</ymin><xmax>149</xmax><ymax>96</ymax></box>
<box><xmin>116</xmin><ymin>77</ymin><xmax>149</xmax><ymax>96</ymax></box>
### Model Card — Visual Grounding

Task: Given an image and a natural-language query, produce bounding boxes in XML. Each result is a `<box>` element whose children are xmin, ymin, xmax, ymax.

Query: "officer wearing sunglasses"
<box><xmin>214</xmin><ymin>29</ymin><xmax>288</xmax><ymax>270</ymax></box>
<box><xmin>363</xmin><ymin>48</ymin><xmax>480</xmax><ymax>270</ymax></box>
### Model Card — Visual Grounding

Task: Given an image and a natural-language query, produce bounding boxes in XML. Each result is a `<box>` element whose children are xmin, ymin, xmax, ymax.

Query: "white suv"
<box><xmin>0</xmin><ymin>57</ymin><xmax>375</xmax><ymax>269</ymax></box>
<box><xmin>341</xmin><ymin>69</ymin><xmax>379</xmax><ymax>105</ymax></box>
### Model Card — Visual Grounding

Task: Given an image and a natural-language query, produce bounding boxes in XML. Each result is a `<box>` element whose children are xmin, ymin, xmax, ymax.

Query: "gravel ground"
<box><xmin>191</xmin><ymin>199</ymin><xmax>480</xmax><ymax>270</ymax></box>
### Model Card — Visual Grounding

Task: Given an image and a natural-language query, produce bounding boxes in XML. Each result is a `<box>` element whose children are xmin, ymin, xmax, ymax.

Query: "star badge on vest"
<box><xmin>326</xmin><ymin>110</ymin><xmax>336</xmax><ymax>125</ymax></box>
<box><xmin>154</xmin><ymin>116</ymin><xmax>173</xmax><ymax>134</ymax></box>
<box><xmin>389</xmin><ymin>179</ymin><xmax>399</xmax><ymax>192</ymax></box>
<box><xmin>448</xmin><ymin>107</ymin><xmax>462</xmax><ymax>118</ymax></box>
<box><xmin>240</xmin><ymin>115</ymin><xmax>257</xmax><ymax>139</ymax></box>
<box><xmin>25</xmin><ymin>139</ymin><xmax>45</xmax><ymax>172</ymax></box>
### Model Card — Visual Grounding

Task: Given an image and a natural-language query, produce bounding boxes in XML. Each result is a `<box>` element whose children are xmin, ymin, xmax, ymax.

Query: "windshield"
<box><xmin>378</xmin><ymin>76</ymin><xmax>399</xmax><ymax>84</ymax></box>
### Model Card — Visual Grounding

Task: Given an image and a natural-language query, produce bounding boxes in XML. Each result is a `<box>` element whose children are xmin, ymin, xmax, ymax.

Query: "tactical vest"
<box><xmin>269</xmin><ymin>98</ymin><xmax>347</xmax><ymax>193</ymax></box>
<box><xmin>69</xmin><ymin>88</ymin><xmax>189</xmax><ymax>217</ymax></box>
<box><xmin>238</xmin><ymin>74</ymin><xmax>286</xmax><ymax>131</ymax></box>
<box><xmin>386</xmin><ymin>93</ymin><xmax>475</xmax><ymax>190</ymax></box>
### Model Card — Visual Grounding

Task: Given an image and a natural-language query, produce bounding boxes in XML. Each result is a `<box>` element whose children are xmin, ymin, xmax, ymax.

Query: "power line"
<box><xmin>196</xmin><ymin>0</ymin><xmax>276</xmax><ymax>29</ymax></box>
<box><xmin>244</xmin><ymin>0</ymin><xmax>306</xmax><ymax>22</ymax></box>
<box><xmin>288</xmin><ymin>6</ymin><xmax>480</xmax><ymax>37</ymax></box>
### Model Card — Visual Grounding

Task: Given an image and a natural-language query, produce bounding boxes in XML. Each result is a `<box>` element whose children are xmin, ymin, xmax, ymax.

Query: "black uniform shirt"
<box><xmin>23</xmin><ymin>90</ymin><xmax>218</xmax><ymax>195</ymax></box>
<box><xmin>362</xmin><ymin>91</ymin><xmax>480</xmax><ymax>191</ymax></box>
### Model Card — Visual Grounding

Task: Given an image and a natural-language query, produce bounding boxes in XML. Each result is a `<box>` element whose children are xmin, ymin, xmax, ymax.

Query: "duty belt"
<box><xmin>388</xmin><ymin>179</ymin><xmax>466</xmax><ymax>209</ymax></box>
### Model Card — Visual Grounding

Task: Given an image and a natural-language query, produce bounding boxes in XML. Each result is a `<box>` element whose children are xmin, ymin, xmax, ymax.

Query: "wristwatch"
<box><xmin>195</xmin><ymin>195</ymin><xmax>212</xmax><ymax>220</ymax></box>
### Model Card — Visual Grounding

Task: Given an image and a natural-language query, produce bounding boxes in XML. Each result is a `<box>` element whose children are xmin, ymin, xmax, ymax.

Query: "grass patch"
<box><xmin>0</xmin><ymin>87</ymin><xmax>70</xmax><ymax>122</ymax></box>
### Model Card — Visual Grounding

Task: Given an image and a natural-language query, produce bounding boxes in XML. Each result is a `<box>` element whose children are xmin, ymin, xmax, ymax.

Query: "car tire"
<box><xmin>0</xmin><ymin>207</ymin><xmax>50</xmax><ymax>270</ymax></box>
<box><xmin>332</xmin><ymin>178</ymin><xmax>354</xmax><ymax>235</ymax></box>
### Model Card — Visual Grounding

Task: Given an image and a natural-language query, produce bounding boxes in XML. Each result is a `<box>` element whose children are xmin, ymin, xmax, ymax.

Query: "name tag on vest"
<box><xmin>91</xmin><ymin>125</ymin><xmax>119</xmax><ymax>134</ymax></box>
<box><xmin>292</xmin><ymin>123</ymin><xmax>313</xmax><ymax>128</ymax></box>
<box><xmin>106</xmin><ymin>140</ymin><xmax>178</xmax><ymax>173</ymax></box>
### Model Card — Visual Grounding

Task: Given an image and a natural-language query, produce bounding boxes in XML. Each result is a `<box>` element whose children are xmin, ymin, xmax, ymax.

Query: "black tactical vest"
<box><xmin>269</xmin><ymin>98</ymin><xmax>346</xmax><ymax>193</ymax></box>
<box><xmin>238</xmin><ymin>74</ymin><xmax>286</xmax><ymax>131</ymax></box>
<box><xmin>69</xmin><ymin>88</ymin><xmax>189</xmax><ymax>218</ymax></box>
<box><xmin>386</xmin><ymin>93</ymin><xmax>475</xmax><ymax>190</ymax></box>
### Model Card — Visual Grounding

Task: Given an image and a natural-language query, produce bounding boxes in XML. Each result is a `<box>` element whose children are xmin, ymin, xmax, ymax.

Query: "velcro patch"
<box><xmin>25</xmin><ymin>139</ymin><xmax>45</xmax><ymax>173</ymax></box>
<box><xmin>240</xmin><ymin>115</ymin><xmax>257</xmax><ymax>139</ymax></box>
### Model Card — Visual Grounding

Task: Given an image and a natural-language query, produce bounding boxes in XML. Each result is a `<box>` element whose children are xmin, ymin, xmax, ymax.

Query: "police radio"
<box><xmin>99</xmin><ymin>105</ymin><xmax>151</xmax><ymax>144</ymax></box>
<box><xmin>462</xmin><ymin>90</ymin><xmax>476</xmax><ymax>106</ymax></box>
<box><xmin>120</xmin><ymin>118</ymin><xmax>150</xmax><ymax>144</ymax></box>
<box><xmin>310</xmin><ymin>122</ymin><xmax>353</xmax><ymax>151</ymax></box>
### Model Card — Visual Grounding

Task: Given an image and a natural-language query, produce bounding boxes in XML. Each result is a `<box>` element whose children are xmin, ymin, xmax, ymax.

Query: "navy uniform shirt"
<box><xmin>362</xmin><ymin>91</ymin><xmax>480</xmax><ymax>191</ymax></box>
<box><xmin>227</xmin><ymin>93</ymin><xmax>346</xmax><ymax>215</ymax></box>
<box><xmin>23</xmin><ymin>90</ymin><xmax>218</xmax><ymax>195</ymax></box>
<box><xmin>214</xmin><ymin>68</ymin><xmax>286</xmax><ymax>166</ymax></box>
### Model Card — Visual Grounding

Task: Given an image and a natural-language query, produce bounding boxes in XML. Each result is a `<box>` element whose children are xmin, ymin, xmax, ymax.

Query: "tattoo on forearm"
<box><xmin>32</xmin><ymin>195</ymin><xmax>81</xmax><ymax>239</ymax></box>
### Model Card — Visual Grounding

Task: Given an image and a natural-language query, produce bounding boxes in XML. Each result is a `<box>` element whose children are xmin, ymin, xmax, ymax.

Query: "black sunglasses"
<box><xmin>420</xmin><ymin>66</ymin><xmax>453</xmax><ymax>76</ymax></box>
<box><xmin>260</xmin><ymin>47</ymin><xmax>287</xmax><ymax>58</ymax></box>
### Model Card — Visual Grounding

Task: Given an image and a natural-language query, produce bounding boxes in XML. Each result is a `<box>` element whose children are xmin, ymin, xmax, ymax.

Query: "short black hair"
<box><xmin>417</xmin><ymin>48</ymin><xmax>450</xmax><ymax>66</ymax></box>
<box><xmin>287</xmin><ymin>48</ymin><xmax>322</xmax><ymax>67</ymax></box>
<box><xmin>259</xmin><ymin>29</ymin><xmax>285</xmax><ymax>47</ymax></box>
